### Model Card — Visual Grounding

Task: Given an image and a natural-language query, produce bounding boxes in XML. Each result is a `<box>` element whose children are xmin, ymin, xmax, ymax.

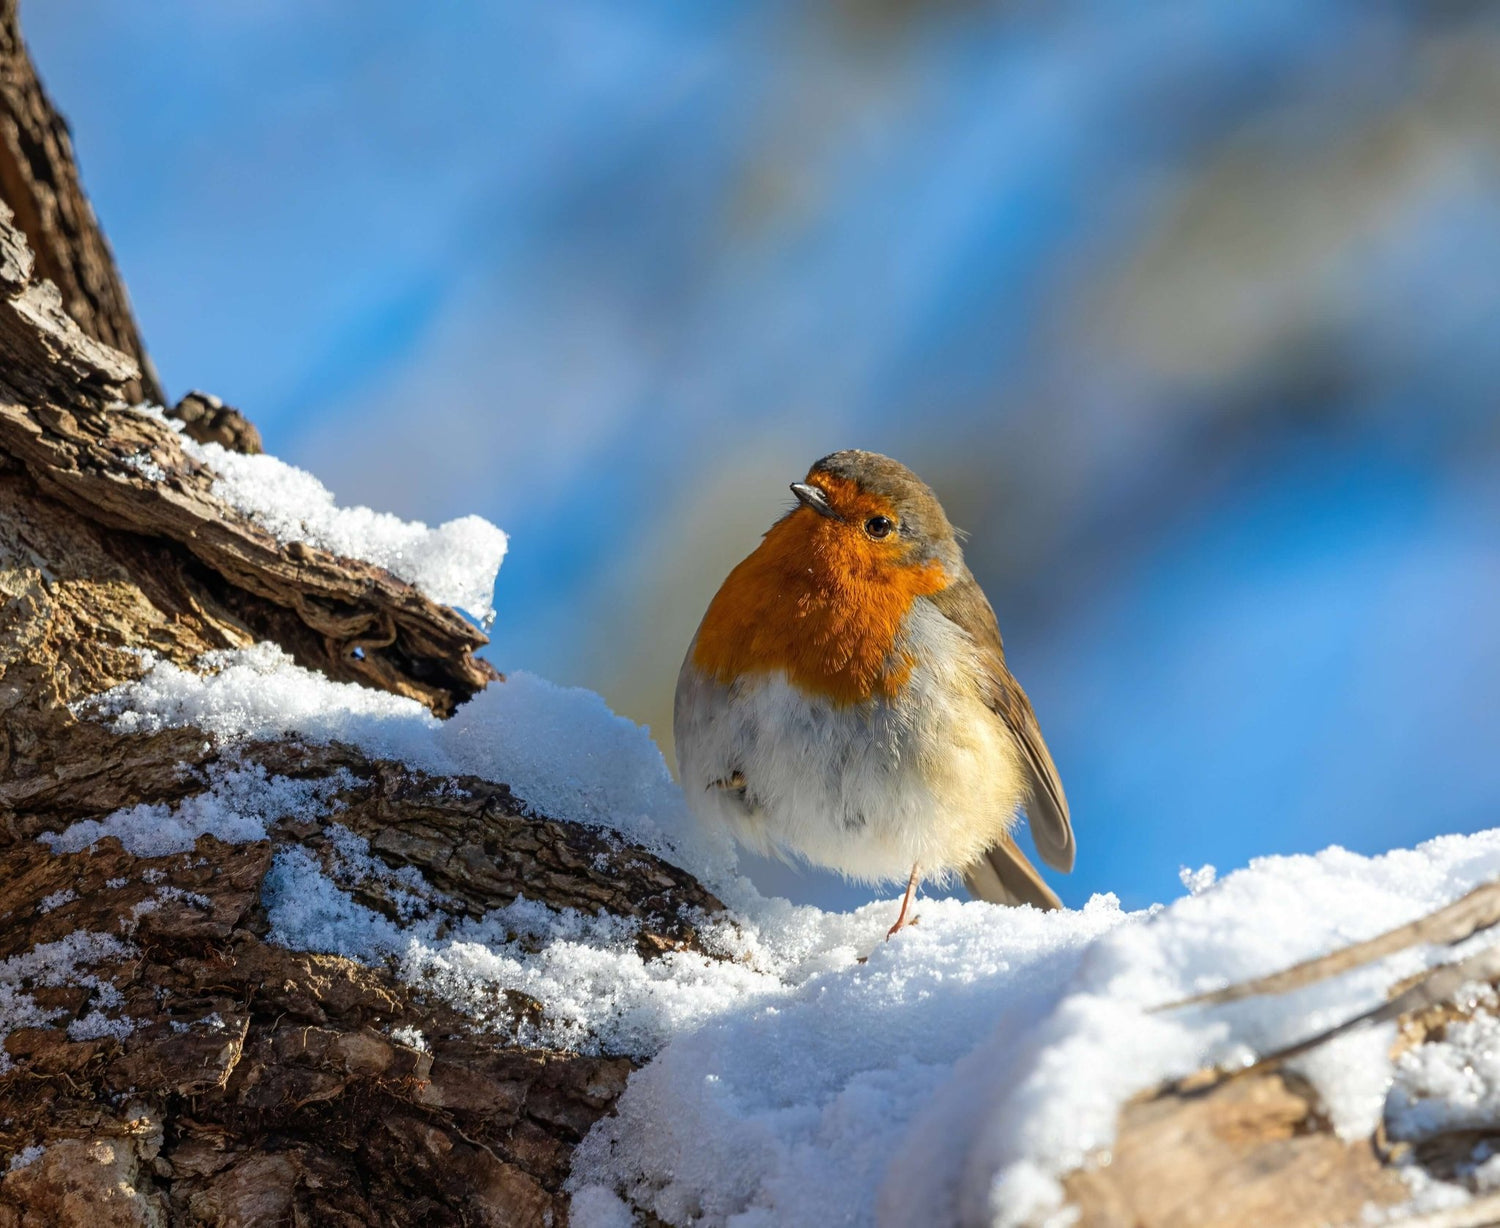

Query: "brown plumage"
<box><xmin>926</xmin><ymin>574</ymin><xmax>1075</xmax><ymax>908</ymax></box>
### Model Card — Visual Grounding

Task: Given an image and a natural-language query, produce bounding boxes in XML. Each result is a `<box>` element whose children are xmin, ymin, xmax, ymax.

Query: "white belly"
<box><xmin>673</xmin><ymin>605</ymin><xmax>1025</xmax><ymax>884</ymax></box>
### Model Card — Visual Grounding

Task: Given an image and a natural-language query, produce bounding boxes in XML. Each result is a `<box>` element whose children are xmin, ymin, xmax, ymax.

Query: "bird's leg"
<box><xmin>886</xmin><ymin>863</ymin><xmax>921</xmax><ymax>939</ymax></box>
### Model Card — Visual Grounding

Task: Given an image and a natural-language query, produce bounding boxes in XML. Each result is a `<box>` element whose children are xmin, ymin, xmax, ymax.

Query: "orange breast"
<box><xmin>691</xmin><ymin>507</ymin><xmax>947</xmax><ymax>706</ymax></box>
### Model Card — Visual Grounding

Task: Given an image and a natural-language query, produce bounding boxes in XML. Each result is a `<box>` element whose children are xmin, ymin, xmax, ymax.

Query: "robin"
<box><xmin>674</xmin><ymin>449</ymin><xmax>1074</xmax><ymax>935</ymax></box>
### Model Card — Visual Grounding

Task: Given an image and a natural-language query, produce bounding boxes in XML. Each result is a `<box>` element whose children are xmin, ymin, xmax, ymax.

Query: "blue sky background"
<box><xmin>27</xmin><ymin>0</ymin><xmax>1500</xmax><ymax>912</ymax></box>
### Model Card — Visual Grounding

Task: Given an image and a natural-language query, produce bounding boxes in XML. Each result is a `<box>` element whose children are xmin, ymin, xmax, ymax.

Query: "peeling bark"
<box><xmin>0</xmin><ymin>0</ymin><xmax>160</xmax><ymax>404</ymax></box>
<box><xmin>166</xmin><ymin>392</ymin><xmax>262</xmax><ymax>456</ymax></box>
<box><xmin>0</xmin><ymin>767</ymin><xmax>707</xmax><ymax>1227</ymax></box>
<box><xmin>0</xmin><ymin>195</ymin><xmax>495</xmax><ymax>726</ymax></box>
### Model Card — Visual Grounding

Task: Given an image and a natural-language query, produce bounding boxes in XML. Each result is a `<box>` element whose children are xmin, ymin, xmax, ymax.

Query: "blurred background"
<box><xmin>28</xmin><ymin>0</ymin><xmax>1500</xmax><ymax>912</ymax></box>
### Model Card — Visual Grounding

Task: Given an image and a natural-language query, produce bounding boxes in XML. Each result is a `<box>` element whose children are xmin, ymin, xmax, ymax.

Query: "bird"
<box><xmin>674</xmin><ymin>449</ymin><xmax>1074</xmax><ymax>936</ymax></box>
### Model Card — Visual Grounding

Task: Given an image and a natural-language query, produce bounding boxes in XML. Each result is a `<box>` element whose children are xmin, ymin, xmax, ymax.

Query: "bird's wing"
<box><xmin>962</xmin><ymin>833</ymin><xmax>1063</xmax><ymax>910</ymax></box>
<box><xmin>926</xmin><ymin>573</ymin><xmax>1076</xmax><ymax>874</ymax></box>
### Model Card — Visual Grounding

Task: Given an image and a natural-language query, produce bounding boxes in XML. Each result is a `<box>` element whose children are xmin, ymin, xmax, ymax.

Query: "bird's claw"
<box><xmin>885</xmin><ymin>914</ymin><xmax>920</xmax><ymax>941</ymax></box>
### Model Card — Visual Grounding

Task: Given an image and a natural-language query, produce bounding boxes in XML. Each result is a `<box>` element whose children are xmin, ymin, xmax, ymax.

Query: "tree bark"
<box><xmin>0</xmin><ymin>178</ymin><xmax>725</xmax><ymax>1222</ymax></box>
<box><xmin>0</xmin><ymin>16</ymin><xmax>724</xmax><ymax>1219</ymax></box>
<box><xmin>0</xmin><ymin>0</ymin><xmax>160</xmax><ymax>405</ymax></box>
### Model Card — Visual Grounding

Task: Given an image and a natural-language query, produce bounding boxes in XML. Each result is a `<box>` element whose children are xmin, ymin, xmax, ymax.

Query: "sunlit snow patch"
<box><xmin>80</xmin><ymin>642</ymin><xmax>738</xmax><ymax>891</ymax></box>
<box><xmin>128</xmin><ymin>404</ymin><xmax>508</xmax><ymax>625</ymax></box>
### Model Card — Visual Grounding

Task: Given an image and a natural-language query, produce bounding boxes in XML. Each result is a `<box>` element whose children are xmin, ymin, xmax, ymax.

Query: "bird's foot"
<box><xmin>885</xmin><ymin>913</ymin><xmax>920</xmax><ymax>941</ymax></box>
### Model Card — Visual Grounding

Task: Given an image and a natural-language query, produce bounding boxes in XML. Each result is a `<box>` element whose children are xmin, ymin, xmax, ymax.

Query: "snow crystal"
<box><xmin>168</xmin><ymin>1013</ymin><xmax>228</xmax><ymax>1036</ymax></box>
<box><xmin>67</xmin><ymin>1010</ymin><xmax>136</xmax><ymax>1043</ymax></box>
<box><xmin>42</xmin><ymin>761</ymin><xmax>348</xmax><ymax>857</ymax></box>
<box><xmin>85</xmin><ymin>644</ymin><xmax>737</xmax><ymax>889</ymax></box>
<box><xmin>390</xmin><ymin>1025</ymin><xmax>428</xmax><ymax>1052</ymax></box>
<box><xmin>155</xmin><ymin>885</ymin><xmax>213</xmax><ymax>912</ymax></box>
<box><xmin>324</xmin><ymin>825</ymin><xmax>447</xmax><ymax>922</ymax></box>
<box><xmin>128</xmin><ymin>405</ymin><xmax>507</xmax><ymax>623</ymax></box>
<box><xmin>37</xmin><ymin>889</ymin><xmax>75</xmax><ymax>913</ymax></box>
<box><xmin>6</xmin><ymin>1146</ymin><xmax>43</xmax><ymax>1173</ymax></box>
<box><xmin>0</xmin><ymin>932</ymin><xmax>132</xmax><ymax>1074</ymax></box>
<box><xmin>1389</xmin><ymin>1006</ymin><xmax>1500</xmax><ymax>1142</ymax></box>
<box><xmin>123</xmin><ymin>897</ymin><xmax>160</xmax><ymax>932</ymax></box>
<box><xmin>569</xmin><ymin>1185</ymin><xmax>636</xmax><ymax>1228</ymax></box>
<box><xmin>120</xmin><ymin>449</ymin><xmax>167</xmax><ymax>482</ymax></box>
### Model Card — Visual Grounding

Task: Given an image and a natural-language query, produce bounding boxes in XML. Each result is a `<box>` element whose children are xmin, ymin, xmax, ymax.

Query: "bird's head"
<box><xmin>784</xmin><ymin>449</ymin><xmax>964</xmax><ymax>581</ymax></box>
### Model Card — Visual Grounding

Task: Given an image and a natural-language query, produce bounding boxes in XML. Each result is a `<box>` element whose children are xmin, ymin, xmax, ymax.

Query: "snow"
<box><xmin>572</xmin><ymin>895</ymin><xmax>1126</xmax><ymax>1227</ymax></box>
<box><xmin>120</xmin><ymin>449</ymin><xmax>167</xmax><ymax>482</ymax></box>
<box><xmin>111</xmin><ymin>885</ymin><xmax>210</xmax><ymax>935</ymax></box>
<box><xmin>572</xmin><ymin>835</ymin><xmax>1500</xmax><ymax>1228</ymax></box>
<box><xmin>390</xmin><ymin>1025</ymin><xmax>428</xmax><ymax>1052</ymax></box>
<box><xmin>567</xmin><ymin>1185</ymin><xmax>636</xmax><ymax>1228</ymax></box>
<box><xmin>67</xmin><ymin>1010</ymin><xmax>137</xmax><ymax>1044</ymax></box>
<box><xmin>0</xmin><ymin>932</ymin><xmax>133</xmax><ymax>1074</ymax></box>
<box><xmin>6</xmin><ymin>1146</ymin><xmax>43</xmax><ymax>1173</ymax></box>
<box><xmin>888</xmin><ymin>837</ymin><xmax>1500</xmax><ymax>1228</ymax></box>
<box><xmin>128</xmin><ymin>404</ymin><xmax>507</xmax><ymax>625</ymax></box>
<box><xmin>43</xmin><ymin>760</ymin><xmax>350</xmax><ymax>857</ymax></box>
<box><xmin>44</xmin><ymin>517</ymin><xmax>1500</xmax><ymax>1224</ymax></box>
<box><xmin>263</xmin><ymin>845</ymin><xmax>773</xmax><ymax>1056</ymax></box>
<box><xmin>324</xmin><ymin>824</ymin><xmax>446</xmax><ymax>923</ymax></box>
<box><xmin>82</xmin><ymin>643</ymin><xmax>737</xmax><ymax>888</ymax></box>
<box><xmin>1389</xmin><ymin>997</ymin><xmax>1500</xmax><ymax>1142</ymax></box>
<box><xmin>85</xmin><ymin>642</ymin><xmax>436</xmax><ymax>747</ymax></box>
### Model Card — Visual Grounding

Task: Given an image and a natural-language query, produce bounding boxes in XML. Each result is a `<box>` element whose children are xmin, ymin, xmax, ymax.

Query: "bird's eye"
<box><xmin>864</xmin><ymin>515</ymin><xmax>895</xmax><ymax>539</ymax></box>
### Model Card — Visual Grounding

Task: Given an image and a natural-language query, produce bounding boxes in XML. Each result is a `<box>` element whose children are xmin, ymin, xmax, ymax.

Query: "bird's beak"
<box><xmin>791</xmin><ymin>482</ymin><xmax>841</xmax><ymax>520</ymax></box>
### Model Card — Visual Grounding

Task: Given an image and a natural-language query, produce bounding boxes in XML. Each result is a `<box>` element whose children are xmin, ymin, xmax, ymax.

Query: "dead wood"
<box><xmin>1064</xmin><ymin>1070</ymin><xmax>1410</xmax><ymax>1228</ymax></box>
<box><xmin>167</xmin><ymin>392</ymin><xmax>262</xmax><ymax>456</ymax></box>
<box><xmin>0</xmin><ymin>197</ymin><xmax>495</xmax><ymax>725</ymax></box>
<box><xmin>0</xmin><ymin>0</ymin><xmax>160</xmax><ymax>404</ymax></box>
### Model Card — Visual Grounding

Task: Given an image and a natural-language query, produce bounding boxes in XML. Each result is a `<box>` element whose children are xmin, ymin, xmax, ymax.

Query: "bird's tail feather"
<box><xmin>963</xmin><ymin>833</ymin><xmax>1063</xmax><ymax>911</ymax></box>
